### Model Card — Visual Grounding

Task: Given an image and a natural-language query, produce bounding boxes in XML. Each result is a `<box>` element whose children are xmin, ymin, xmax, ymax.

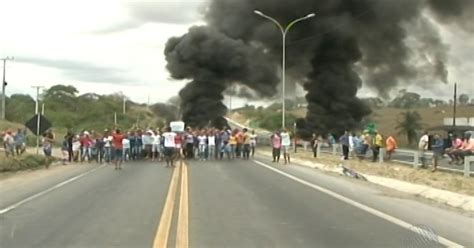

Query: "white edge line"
<box><xmin>253</xmin><ymin>159</ymin><xmax>464</xmax><ymax>248</ymax></box>
<box><xmin>0</xmin><ymin>165</ymin><xmax>106</xmax><ymax>215</ymax></box>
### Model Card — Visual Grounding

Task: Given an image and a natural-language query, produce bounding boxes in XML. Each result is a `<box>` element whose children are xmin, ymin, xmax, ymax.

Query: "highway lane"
<box><xmin>0</xmin><ymin>163</ymin><xmax>171</xmax><ymax>248</ymax></box>
<box><xmin>0</xmin><ymin>157</ymin><xmax>472</xmax><ymax>247</ymax></box>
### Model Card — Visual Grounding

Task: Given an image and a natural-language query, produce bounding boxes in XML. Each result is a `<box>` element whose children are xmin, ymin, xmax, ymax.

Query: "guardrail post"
<box><xmin>379</xmin><ymin>148</ymin><xmax>384</xmax><ymax>163</ymax></box>
<box><xmin>332</xmin><ymin>144</ymin><xmax>337</xmax><ymax>155</ymax></box>
<box><xmin>413</xmin><ymin>151</ymin><xmax>419</xmax><ymax>169</ymax></box>
<box><xmin>316</xmin><ymin>144</ymin><xmax>321</xmax><ymax>158</ymax></box>
<box><xmin>464</xmin><ymin>156</ymin><xmax>471</xmax><ymax>177</ymax></box>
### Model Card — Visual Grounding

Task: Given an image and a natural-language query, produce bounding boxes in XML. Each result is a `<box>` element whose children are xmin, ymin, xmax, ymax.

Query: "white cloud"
<box><xmin>0</xmin><ymin>0</ymin><xmax>198</xmax><ymax>104</ymax></box>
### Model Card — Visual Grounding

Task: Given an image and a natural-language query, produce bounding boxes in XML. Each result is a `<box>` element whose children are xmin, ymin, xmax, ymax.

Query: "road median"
<box><xmin>257</xmin><ymin>149</ymin><xmax>474</xmax><ymax>212</ymax></box>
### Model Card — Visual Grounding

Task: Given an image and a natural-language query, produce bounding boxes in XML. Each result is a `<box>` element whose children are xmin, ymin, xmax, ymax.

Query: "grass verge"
<box><xmin>0</xmin><ymin>153</ymin><xmax>55</xmax><ymax>173</ymax></box>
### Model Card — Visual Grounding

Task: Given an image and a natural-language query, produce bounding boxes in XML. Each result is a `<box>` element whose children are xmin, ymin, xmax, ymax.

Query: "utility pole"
<box><xmin>1</xmin><ymin>56</ymin><xmax>14</xmax><ymax>120</ymax></box>
<box><xmin>32</xmin><ymin>85</ymin><xmax>44</xmax><ymax>154</ymax></box>
<box><xmin>453</xmin><ymin>83</ymin><xmax>457</xmax><ymax>128</ymax></box>
<box><xmin>122</xmin><ymin>97</ymin><xmax>126</xmax><ymax>114</ymax></box>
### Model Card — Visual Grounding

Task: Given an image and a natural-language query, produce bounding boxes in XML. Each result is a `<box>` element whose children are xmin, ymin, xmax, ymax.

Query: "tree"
<box><xmin>389</xmin><ymin>91</ymin><xmax>421</xmax><ymax>108</ymax></box>
<box><xmin>396</xmin><ymin>111</ymin><xmax>423</xmax><ymax>145</ymax></box>
<box><xmin>459</xmin><ymin>94</ymin><xmax>469</xmax><ymax>105</ymax></box>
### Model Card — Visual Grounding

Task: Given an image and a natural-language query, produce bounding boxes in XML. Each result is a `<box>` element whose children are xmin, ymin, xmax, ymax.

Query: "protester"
<box><xmin>80</xmin><ymin>131</ymin><xmax>93</xmax><ymax>163</ymax></box>
<box><xmin>103</xmin><ymin>130</ymin><xmax>113</xmax><ymax>163</ymax></box>
<box><xmin>14</xmin><ymin>128</ymin><xmax>26</xmax><ymax>156</ymax></box>
<box><xmin>271</xmin><ymin>130</ymin><xmax>282</xmax><ymax>163</ymax></box>
<box><xmin>72</xmin><ymin>135</ymin><xmax>81</xmax><ymax>162</ymax></box>
<box><xmin>452</xmin><ymin>132</ymin><xmax>474</xmax><ymax>165</ymax></box>
<box><xmin>372</xmin><ymin>131</ymin><xmax>383</xmax><ymax>162</ymax></box>
<box><xmin>152</xmin><ymin>130</ymin><xmax>161</xmax><ymax>161</ymax></box>
<box><xmin>327</xmin><ymin>133</ymin><xmax>336</xmax><ymax>148</ymax></box>
<box><xmin>143</xmin><ymin>130</ymin><xmax>154</xmax><ymax>160</ymax></box>
<box><xmin>112</xmin><ymin>129</ymin><xmax>125</xmax><ymax>170</ymax></box>
<box><xmin>198</xmin><ymin>131</ymin><xmax>208</xmax><ymax>161</ymax></box>
<box><xmin>339</xmin><ymin>131</ymin><xmax>350</xmax><ymax>160</ymax></box>
<box><xmin>208</xmin><ymin>130</ymin><xmax>216</xmax><ymax>160</ymax></box>
<box><xmin>220</xmin><ymin>129</ymin><xmax>231</xmax><ymax>160</ymax></box>
<box><xmin>280</xmin><ymin>129</ymin><xmax>291</xmax><ymax>164</ymax></box>
<box><xmin>229</xmin><ymin>130</ymin><xmax>238</xmax><ymax>159</ymax></box>
<box><xmin>185</xmin><ymin>128</ymin><xmax>195</xmax><ymax>159</ymax></box>
<box><xmin>350</xmin><ymin>133</ymin><xmax>359</xmax><ymax>158</ymax></box>
<box><xmin>3</xmin><ymin>130</ymin><xmax>15</xmax><ymax>157</ymax></box>
<box><xmin>95</xmin><ymin>134</ymin><xmax>105</xmax><ymax>164</ymax></box>
<box><xmin>67</xmin><ymin>131</ymin><xmax>74</xmax><ymax>162</ymax></box>
<box><xmin>122</xmin><ymin>135</ymin><xmax>131</xmax><ymax>161</ymax></box>
<box><xmin>42</xmin><ymin>130</ymin><xmax>55</xmax><ymax>159</ymax></box>
<box><xmin>446</xmin><ymin>134</ymin><xmax>463</xmax><ymax>164</ymax></box>
<box><xmin>385</xmin><ymin>134</ymin><xmax>398</xmax><ymax>161</ymax></box>
<box><xmin>431</xmin><ymin>134</ymin><xmax>444</xmax><ymax>172</ymax></box>
<box><xmin>162</xmin><ymin>127</ymin><xmax>177</xmax><ymax>167</ymax></box>
<box><xmin>418</xmin><ymin>131</ymin><xmax>429</xmax><ymax>168</ymax></box>
<box><xmin>357</xmin><ymin>130</ymin><xmax>371</xmax><ymax>161</ymax></box>
<box><xmin>249</xmin><ymin>130</ymin><xmax>257</xmax><ymax>157</ymax></box>
<box><xmin>236</xmin><ymin>129</ymin><xmax>244</xmax><ymax>158</ymax></box>
<box><xmin>61</xmin><ymin>135</ymin><xmax>69</xmax><ymax>165</ymax></box>
<box><xmin>242</xmin><ymin>128</ymin><xmax>251</xmax><ymax>159</ymax></box>
<box><xmin>310</xmin><ymin>133</ymin><xmax>319</xmax><ymax>158</ymax></box>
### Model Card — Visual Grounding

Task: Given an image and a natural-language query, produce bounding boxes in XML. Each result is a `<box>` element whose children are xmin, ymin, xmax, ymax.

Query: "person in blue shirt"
<box><xmin>339</xmin><ymin>131</ymin><xmax>350</xmax><ymax>160</ymax></box>
<box><xmin>14</xmin><ymin>128</ymin><xmax>27</xmax><ymax>155</ymax></box>
<box><xmin>129</xmin><ymin>131</ymin><xmax>137</xmax><ymax>160</ymax></box>
<box><xmin>431</xmin><ymin>134</ymin><xmax>444</xmax><ymax>172</ymax></box>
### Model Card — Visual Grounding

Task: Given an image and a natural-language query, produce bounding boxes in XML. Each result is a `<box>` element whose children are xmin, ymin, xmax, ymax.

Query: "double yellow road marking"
<box><xmin>153</xmin><ymin>161</ymin><xmax>189</xmax><ymax>248</ymax></box>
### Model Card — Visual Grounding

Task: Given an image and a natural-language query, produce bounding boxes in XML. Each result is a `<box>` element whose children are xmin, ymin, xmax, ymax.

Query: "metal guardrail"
<box><xmin>312</xmin><ymin>144</ymin><xmax>473</xmax><ymax>177</ymax></box>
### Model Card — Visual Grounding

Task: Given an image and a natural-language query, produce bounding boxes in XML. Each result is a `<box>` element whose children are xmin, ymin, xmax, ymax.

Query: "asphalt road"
<box><xmin>1</xmin><ymin>157</ymin><xmax>472</xmax><ymax>247</ymax></box>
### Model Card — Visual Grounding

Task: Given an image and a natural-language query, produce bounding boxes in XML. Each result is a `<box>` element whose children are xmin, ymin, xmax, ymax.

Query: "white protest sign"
<box><xmin>170</xmin><ymin>121</ymin><xmax>185</xmax><ymax>132</ymax></box>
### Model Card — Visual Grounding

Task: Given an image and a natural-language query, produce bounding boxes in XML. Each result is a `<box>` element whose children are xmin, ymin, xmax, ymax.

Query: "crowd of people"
<box><xmin>307</xmin><ymin>130</ymin><xmax>391</xmax><ymax>163</ymax></box>
<box><xmin>2</xmin><ymin>128</ymin><xmax>27</xmax><ymax>157</ymax></box>
<box><xmin>35</xmin><ymin>127</ymin><xmax>260</xmax><ymax>169</ymax></box>
<box><xmin>3</xmin><ymin>123</ymin><xmax>473</xmax><ymax>173</ymax></box>
<box><xmin>306</xmin><ymin>129</ymin><xmax>473</xmax><ymax>172</ymax></box>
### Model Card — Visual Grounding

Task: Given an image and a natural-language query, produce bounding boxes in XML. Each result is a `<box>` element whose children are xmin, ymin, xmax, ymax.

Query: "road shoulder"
<box><xmin>257</xmin><ymin>150</ymin><xmax>474</xmax><ymax>212</ymax></box>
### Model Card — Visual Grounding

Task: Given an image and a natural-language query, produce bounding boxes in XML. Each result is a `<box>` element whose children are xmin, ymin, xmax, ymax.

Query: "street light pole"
<box><xmin>1</xmin><ymin>56</ymin><xmax>14</xmax><ymax>120</ymax></box>
<box><xmin>254</xmin><ymin>11</ymin><xmax>315</xmax><ymax>129</ymax></box>
<box><xmin>32</xmin><ymin>85</ymin><xmax>44</xmax><ymax>154</ymax></box>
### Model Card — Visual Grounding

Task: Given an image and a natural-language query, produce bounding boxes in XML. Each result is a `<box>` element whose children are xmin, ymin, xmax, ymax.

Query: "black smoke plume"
<box><xmin>165</xmin><ymin>0</ymin><xmax>471</xmax><ymax>133</ymax></box>
<box><xmin>165</xmin><ymin>26</ymin><xmax>278</xmax><ymax>128</ymax></box>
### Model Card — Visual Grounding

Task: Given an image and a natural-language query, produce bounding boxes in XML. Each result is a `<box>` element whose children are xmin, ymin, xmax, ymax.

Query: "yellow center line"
<box><xmin>176</xmin><ymin>162</ymin><xmax>189</xmax><ymax>248</ymax></box>
<box><xmin>153</xmin><ymin>163</ymin><xmax>181</xmax><ymax>248</ymax></box>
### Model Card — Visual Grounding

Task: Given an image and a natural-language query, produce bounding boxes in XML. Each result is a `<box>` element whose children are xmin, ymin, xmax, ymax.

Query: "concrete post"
<box><xmin>379</xmin><ymin>148</ymin><xmax>384</xmax><ymax>163</ymax></box>
<box><xmin>413</xmin><ymin>151</ymin><xmax>419</xmax><ymax>169</ymax></box>
<box><xmin>464</xmin><ymin>156</ymin><xmax>471</xmax><ymax>178</ymax></box>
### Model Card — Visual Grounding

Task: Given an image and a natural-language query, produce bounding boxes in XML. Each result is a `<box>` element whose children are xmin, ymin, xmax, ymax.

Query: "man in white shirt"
<box><xmin>152</xmin><ymin>131</ymin><xmax>161</xmax><ymax>162</ymax></box>
<box><xmin>280</xmin><ymin>129</ymin><xmax>291</xmax><ymax>164</ymax></box>
<box><xmin>208</xmin><ymin>131</ymin><xmax>216</xmax><ymax>160</ymax></box>
<box><xmin>162</xmin><ymin>127</ymin><xmax>177</xmax><ymax>167</ymax></box>
<box><xmin>103</xmin><ymin>131</ymin><xmax>113</xmax><ymax>163</ymax></box>
<box><xmin>418</xmin><ymin>131</ymin><xmax>429</xmax><ymax>168</ymax></box>
<box><xmin>249</xmin><ymin>130</ymin><xmax>257</xmax><ymax>157</ymax></box>
<box><xmin>197</xmin><ymin>132</ymin><xmax>208</xmax><ymax>160</ymax></box>
<box><xmin>122</xmin><ymin>136</ymin><xmax>131</xmax><ymax>161</ymax></box>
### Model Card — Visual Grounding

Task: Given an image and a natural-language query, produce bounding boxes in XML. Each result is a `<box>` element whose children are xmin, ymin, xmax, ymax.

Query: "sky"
<box><xmin>1</xmin><ymin>0</ymin><xmax>473</xmax><ymax>108</ymax></box>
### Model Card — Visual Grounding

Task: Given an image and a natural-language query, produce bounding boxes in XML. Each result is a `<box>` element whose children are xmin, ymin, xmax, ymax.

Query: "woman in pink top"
<box><xmin>271</xmin><ymin>130</ymin><xmax>282</xmax><ymax>163</ymax></box>
<box><xmin>446</xmin><ymin>134</ymin><xmax>463</xmax><ymax>164</ymax></box>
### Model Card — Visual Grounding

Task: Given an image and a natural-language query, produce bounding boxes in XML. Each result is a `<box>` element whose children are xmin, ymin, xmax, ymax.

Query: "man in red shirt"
<box><xmin>112</xmin><ymin>129</ymin><xmax>125</xmax><ymax>170</ymax></box>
